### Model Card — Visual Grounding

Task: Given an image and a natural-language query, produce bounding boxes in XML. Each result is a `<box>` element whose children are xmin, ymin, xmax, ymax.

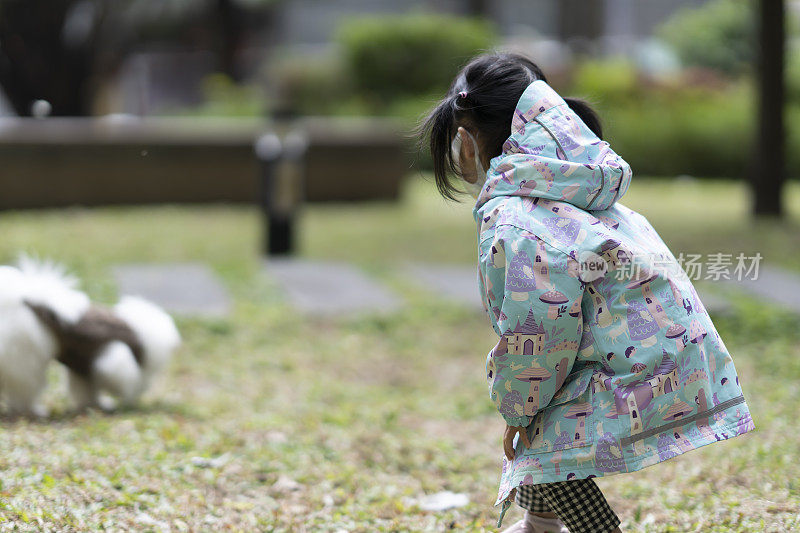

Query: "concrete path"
<box><xmin>718</xmin><ymin>264</ymin><xmax>800</xmax><ymax>314</ymax></box>
<box><xmin>402</xmin><ymin>263</ymin><xmax>738</xmax><ymax>316</ymax></box>
<box><xmin>402</xmin><ymin>263</ymin><xmax>483</xmax><ymax>310</ymax></box>
<box><xmin>112</xmin><ymin>262</ymin><xmax>231</xmax><ymax>317</ymax></box>
<box><xmin>691</xmin><ymin>288</ymin><xmax>732</xmax><ymax>316</ymax></box>
<box><xmin>263</xmin><ymin>258</ymin><xmax>401</xmax><ymax>316</ymax></box>
<box><xmin>109</xmin><ymin>258</ymin><xmax>800</xmax><ymax>320</ymax></box>
<box><xmin>398</xmin><ymin>260</ymin><xmax>800</xmax><ymax>317</ymax></box>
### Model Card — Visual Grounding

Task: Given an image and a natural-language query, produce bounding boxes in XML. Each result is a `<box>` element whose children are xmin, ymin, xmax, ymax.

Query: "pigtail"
<box><xmin>563</xmin><ymin>97</ymin><xmax>603</xmax><ymax>140</ymax></box>
<box><xmin>418</xmin><ymin>53</ymin><xmax>602</xmax><ymax>203</ymax></box>
<box><xmin>417</xmin><ymin>94</ymin><xmax>461</xmax><ymax>201</ymax></box>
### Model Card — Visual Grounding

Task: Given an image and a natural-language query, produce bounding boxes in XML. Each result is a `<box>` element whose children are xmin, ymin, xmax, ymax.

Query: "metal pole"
<box><xmin>255</xmin><ymin>130</ymin><xmax>308</xmax><ymax>256</ymax></box>
<box><xmin>255</xmin><ymin>132</ymin><xmax>284</xmax><ymax>255</ymax></box>
<box><xmin>751</xmin><ymin>0</ymin><xmax>785</xmax><ymax>217</ymax></box>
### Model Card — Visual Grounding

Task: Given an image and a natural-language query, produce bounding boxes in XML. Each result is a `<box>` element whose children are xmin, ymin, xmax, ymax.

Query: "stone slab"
<box><xmin>112</xmin><ymin>262</ymin><xmax>231</xmax><ymax>317</ymax></box>
<box><xmin>692</xmin><ymin>288</ymin><xmax>733</xmax><ymax>316</ymax></box>
<box><xmin>404</xmin><ymin>264</ymin><xmax>740</xmax><ymax>316</ymax></box>
<box><xmin>719</xmin><ymin>264</ymin><xmax>800</xmax><ymax>313</ymax></box>
<box><xmin>403</xmin><ymin>263</ymin><xmax>483</xmax><ymax>309</ymax></box>
<box><xmin>404</xmin><ymin>263</ymin><xmax>742</xmax><ymax>317</ymax></box>
<box><xmin>262</xmin><ymin>258</ymin><xmax>401</xmax><ymax>316</ymax></box>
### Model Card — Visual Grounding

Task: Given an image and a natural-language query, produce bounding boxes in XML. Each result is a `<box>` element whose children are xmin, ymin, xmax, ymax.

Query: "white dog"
<box><xmin>0</xmin><ymin>257</ymin><xmax>180</xmax><ymax>416</ymax></box>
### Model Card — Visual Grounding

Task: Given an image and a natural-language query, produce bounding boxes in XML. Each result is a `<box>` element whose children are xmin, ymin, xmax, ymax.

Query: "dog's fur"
<box><xmin>0</xmin><ymin>257</ymin><xmax>180</xmax><ymax>416</ymax></box>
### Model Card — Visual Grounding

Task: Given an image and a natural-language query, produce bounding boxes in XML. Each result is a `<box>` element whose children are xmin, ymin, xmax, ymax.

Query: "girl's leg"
<box><xmin>535</xmin><ymin>478</ymin><xmax>621</xmax><ymax>533</ymax></box>
<box><xmin>515</xmin><ymin>484</ymin><xmax>554</xmax><ymax>515</ymax></box>
<box><xmin>500</xmin><ymin>485</ymin><xmax>567</xmax><ymax>533</ymax></box>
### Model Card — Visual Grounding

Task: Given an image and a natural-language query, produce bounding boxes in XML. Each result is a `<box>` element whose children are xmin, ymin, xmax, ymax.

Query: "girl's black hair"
<box><xmin>418</xmin><ymin>52</ymin><xmax>602</xmax><ymax>201</ymax></box>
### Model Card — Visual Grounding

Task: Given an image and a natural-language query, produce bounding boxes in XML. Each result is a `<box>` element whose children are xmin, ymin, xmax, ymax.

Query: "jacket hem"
<box><xmin>493</xmin><ymin>413</ymin><xmax>755</xmax><ymax>507</ymax></box>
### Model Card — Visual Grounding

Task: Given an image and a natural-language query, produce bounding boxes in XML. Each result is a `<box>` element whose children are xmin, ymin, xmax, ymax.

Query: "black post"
<box><xmin>256</xmin><ymin>131</ymin><xmax>308</xmax><ymax>256</ymax></box>
<box><xmin>255</xmin><ymin>133</ymin><xmax>286</xmax><ymax>255</ymax></box>
<box><xmin>751</xmin><ymin>0</ymin><xmax>785</xmax><ymax>217</ymax></box>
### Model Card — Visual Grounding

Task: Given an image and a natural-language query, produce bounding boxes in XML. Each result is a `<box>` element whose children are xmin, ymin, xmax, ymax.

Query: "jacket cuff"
<box><xmin>501</xmin><ymin>414</ymin><xmax>532</xmax><ymax>428</ymax></box>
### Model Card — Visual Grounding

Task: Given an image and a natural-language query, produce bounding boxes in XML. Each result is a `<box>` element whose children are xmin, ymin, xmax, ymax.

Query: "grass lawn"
<box><xmin>0</xmin><ymin>176</ymin><xmax>798</xmax><ymax>532</ymax></box>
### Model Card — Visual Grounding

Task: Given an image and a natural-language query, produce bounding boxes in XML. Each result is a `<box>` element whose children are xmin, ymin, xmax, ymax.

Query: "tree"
<box><xmin>657</xmin><ymin>0</ymin><xmax>755</xmax><ymax>77</ymax></box>
<box><xmin>657</xmin><ymin>0</ymin><xmax>786</xmax><ymax>217</ymax></box>
<box><xmin>0</xmin><ymin>1</ymin><xmax>105</xmax><ymax>116</ymax></box>
<box><xmin>0</xmin><ymin>0</ymin><xmax>277</xmax><ymax>116</ymax></box>
<box><xmin>558</xmin><ymin>0</ymin><xmax>605</xmax><ymax>55</ymax></box>
<box><xmin>750</xmin><ymin>0</ymin><xmax>786</xmax><ymax>217</ymax></box>
<box><xmin>466</xmin><ymin>0</ymin><xmax>491</xmax><ymax>19</ymax></box>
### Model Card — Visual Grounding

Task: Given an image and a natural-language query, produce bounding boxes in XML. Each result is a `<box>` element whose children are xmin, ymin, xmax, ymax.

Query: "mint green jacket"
<box><xmin>472</xmin><ymin>81</ymin><xmax>755</xmax><ymax>525</ymax></box>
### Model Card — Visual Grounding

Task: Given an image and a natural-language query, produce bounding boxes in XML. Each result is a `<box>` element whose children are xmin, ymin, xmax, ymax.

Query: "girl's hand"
<box><xmin>503</xmin><ymin>424</ymin><xmax>532</xmax><ymax>461</ymax></box>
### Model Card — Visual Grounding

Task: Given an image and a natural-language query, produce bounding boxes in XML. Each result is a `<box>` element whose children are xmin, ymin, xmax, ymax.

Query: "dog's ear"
<box><xmin>23</xmin><ymin>299</ymin><xmax>65</xmax><ymax>331</ymax></box>
<box><xmin>72</xmin><ymin>307</ymin><xmax>145</xmax><ymax>364</ymax></box>
<box><xmin>56</xmin><ymin>346</ymin><xmax>96</xmax><ymax>377</ymax></box>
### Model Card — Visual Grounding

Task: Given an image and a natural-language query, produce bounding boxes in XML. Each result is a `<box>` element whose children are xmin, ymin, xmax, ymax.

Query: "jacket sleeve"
<box><xmin>478</xmin><ymin>224</ymin><xmax>585</xmax><ymax>428</ymax></box>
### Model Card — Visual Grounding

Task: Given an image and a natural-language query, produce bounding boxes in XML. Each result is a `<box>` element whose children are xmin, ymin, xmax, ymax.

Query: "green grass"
<box><xmin>0</xmin><ymin>176</ymin><xmax>798</xmax><ymax>531</ymax></box>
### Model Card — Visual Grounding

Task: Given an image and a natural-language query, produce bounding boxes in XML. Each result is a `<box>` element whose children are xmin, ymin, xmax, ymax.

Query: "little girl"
<box><xmin>420</xmin><ymin>53</ymin><xmax>755</xmax><ymax>532</ymax></box>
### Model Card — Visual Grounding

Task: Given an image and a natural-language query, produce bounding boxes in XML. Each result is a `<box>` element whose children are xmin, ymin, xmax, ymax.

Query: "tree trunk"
<box><xmin>558</xmin><ymin>0</ymin><xmax>605</xmax><ymax>55</ymax></box>
<box><xmin>214</xmin><ymin>0</ymin><xmax>245</xmax><ymax>81</ymax></box>
<box><xmin>466</xmin><ymin>0</ymin><xmax>491</xmax><ymax>18</ymax></box>
<box><xmin>751</xmin><ymin>0</ymin><xmax>785</xmax><ymax>217</ymax></box>
<box><xmin>0</xmin><ymin>0</ymin><xmax>98</xmax><ymax>116</ymax></box>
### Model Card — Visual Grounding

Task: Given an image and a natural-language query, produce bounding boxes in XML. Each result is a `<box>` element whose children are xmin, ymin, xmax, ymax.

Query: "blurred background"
<box><xmin>1</xmin><ymin>1</ymin><xmax>799</xmax><ymax>531</ymax></box>
<box><xmin>1</xmin><ymin>0</ymin><xmax>799</xmax><ymax>187</ymax></box>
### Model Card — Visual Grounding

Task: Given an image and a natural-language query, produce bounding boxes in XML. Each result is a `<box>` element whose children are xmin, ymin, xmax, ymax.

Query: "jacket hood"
<box><xmin>473</xmin><ymin>80</ymin><xmax>632</xmax><ymax>217</ymax></box>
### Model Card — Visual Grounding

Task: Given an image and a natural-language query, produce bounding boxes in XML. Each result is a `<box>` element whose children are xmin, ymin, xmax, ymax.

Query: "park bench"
<box><xmin>0</xmin><ymin>116</ymin><xmax>409</xmax><ymax>254</ymax></box>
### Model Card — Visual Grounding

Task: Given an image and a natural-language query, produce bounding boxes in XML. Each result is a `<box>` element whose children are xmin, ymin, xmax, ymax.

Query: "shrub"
<box><xmin>267</xmin><ymin>50</ymin><xmax>354</xmax><ymax>117</ymax></box>
<box><xmin>656</xmin><ymin>0</ymin><xmax>755</xmax><ymax>76</ymax></box>
<box><xmin>337</xmin><ymin>14</ymin><xmax>495</xmax><ymax>106</ymax></box>
<box><xmin>177</xmin><ymin>73</ymin><xmax>265</xmax><ymax>117</ymax></box>
<box><xmin>567</xmin><ymin>55</ymin><xmax>800</xmax><ymax>180</ymax></box>
<box><xmin>570</xmin><ymin>59</ymin><xmax>639</xmax><ymax>106</ymax></box>
<box><xmin>785</xmin><ymin>49</ymin><xmax>800</xmax><ymax>106</ymax></box>
<box><xmin>601</xmin><ymin>85</ymin><xmax>755</xmax><ymax>179</ymax></box>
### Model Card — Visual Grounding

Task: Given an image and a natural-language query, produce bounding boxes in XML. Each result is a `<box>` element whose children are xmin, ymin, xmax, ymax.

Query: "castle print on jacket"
<box><xmin>472</xmin><ymin>81</ymin><xmax>755</xmax><ymax>513</ymax></box>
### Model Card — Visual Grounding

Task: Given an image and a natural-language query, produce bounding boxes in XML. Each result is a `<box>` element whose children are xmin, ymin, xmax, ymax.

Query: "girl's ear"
<box><xmin>457</xmin><ymin>127</ymin><xmax>476</xmax><ymax>160</ymax></box>
<box><xmin>456</xmin><ymin>126</ymin><xmax>480</xmax><ymax>184</ymax></box>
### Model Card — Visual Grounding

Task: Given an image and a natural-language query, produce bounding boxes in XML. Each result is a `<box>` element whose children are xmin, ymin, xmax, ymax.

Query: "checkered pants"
<box><xmin>514</xmin><ymin>479</ymin><xmax>620</xmax><ymax>533</ymax></box>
